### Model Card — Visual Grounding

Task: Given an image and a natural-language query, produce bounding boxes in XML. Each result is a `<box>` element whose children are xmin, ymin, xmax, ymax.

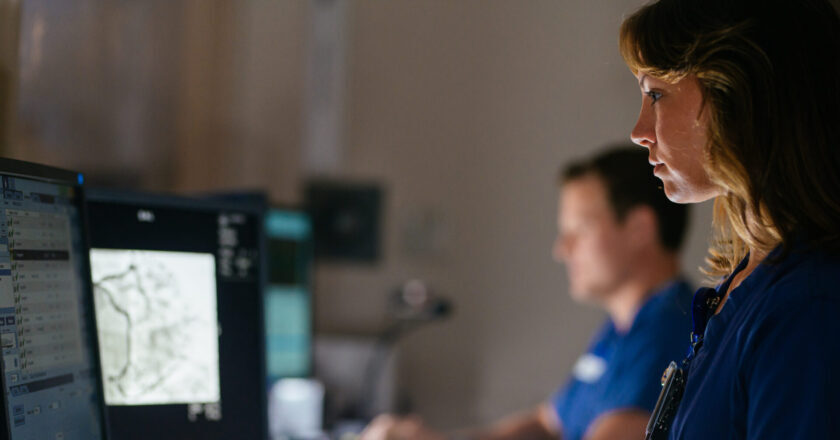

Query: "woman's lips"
<box><xmin>653</xmin><ymin>163</ymin><xmax>665</xmax><ymax>174</ymax></box>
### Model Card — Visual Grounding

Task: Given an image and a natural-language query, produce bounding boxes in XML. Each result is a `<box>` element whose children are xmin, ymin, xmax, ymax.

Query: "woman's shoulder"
<box><xmin>742</xmin><ymin>247</ymin><xmax>840</xmax><ymax>330</ymax></box>
<box><xmin>766</xmin><ymin>248</ymin><xmax>840</xmax><ymax>300</ymax></box>
<box><xmin>732</xmin><ymin>252</ymin><xmax>840</xmax><ymax>439</ymax></box>
<box><xmin>727</xmin><ymin>249</ymin><xmax>840</xmax><ymax>375</ymax></box>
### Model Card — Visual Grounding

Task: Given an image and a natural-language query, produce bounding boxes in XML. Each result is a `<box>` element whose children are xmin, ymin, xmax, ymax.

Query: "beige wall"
<box><xmin>327</xmin><ymin>0</ymin><xmax>714</xmax><ymax>427</ymax></box>
<box><xmin>5</xmin><ymin>0</ymin><xmax>716</xmax><ymax>430</ymax></box>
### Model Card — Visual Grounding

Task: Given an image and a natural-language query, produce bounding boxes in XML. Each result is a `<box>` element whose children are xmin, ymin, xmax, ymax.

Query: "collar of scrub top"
<box><xmin>686</xmin><ymin>255</ymin><xmax>750</xmax><ymax>363</ymax></box>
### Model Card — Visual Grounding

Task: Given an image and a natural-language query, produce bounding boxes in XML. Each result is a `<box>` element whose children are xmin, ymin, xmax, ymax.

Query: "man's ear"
<box><xmin>622</xmin><ymin>205</ymin><xmax>658</xmax><ymax>249</ymax></box>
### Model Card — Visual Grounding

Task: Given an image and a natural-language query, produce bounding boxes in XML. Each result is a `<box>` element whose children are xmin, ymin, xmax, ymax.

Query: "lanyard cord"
<box><xmin>646</xmin><ymin>274</ymin><xmax>741</xmax><ymax>440</ymax></box>
<box><xmin>686</xmin><ymin>286</ymin><xmax>725</xmax><ymax>364</ymax></box>
<box><xmin>645</xmin><ymin>286</ymin><xmax>726</xmax><ymax>440</ymax></box>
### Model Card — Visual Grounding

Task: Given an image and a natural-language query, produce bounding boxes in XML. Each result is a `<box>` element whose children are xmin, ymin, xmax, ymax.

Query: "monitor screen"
<box><xmin>86</xmin><ymin>190</ymin><xmax>266</xmax><ymax>440</ymax></box>
<box><xmin>264</xmin><ymin>209</ymin><xmax>313</xmax><ymax>381</ymax></box>
<box><xmin>0</xmin><ymin>159</ymin><xmax>109</xmax><ymax>440</ymax></box>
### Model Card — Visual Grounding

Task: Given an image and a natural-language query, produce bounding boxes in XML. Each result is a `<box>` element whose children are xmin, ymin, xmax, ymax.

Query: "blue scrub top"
<box><xmin>670</xmin><ymin>245</ymin><xmax>840</xmax><ymax>439</ymax></box>
<box><xmin>551</xmin><ymin>280</ymin><xmax>693</xmax><ymax>440</ymax></box>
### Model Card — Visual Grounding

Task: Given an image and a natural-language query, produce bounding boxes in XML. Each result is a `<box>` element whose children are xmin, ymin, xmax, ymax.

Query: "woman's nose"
<box><xmin>631</xmin><ymin>104</ymin><xmax>655</xmax><ymax>148</ymax></box>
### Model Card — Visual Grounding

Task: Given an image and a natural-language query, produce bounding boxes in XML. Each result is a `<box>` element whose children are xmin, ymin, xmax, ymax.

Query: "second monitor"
<box><xmin>264</xmin><ymin>208</ymin><xmax>313</xmax><ymax>383</ymax></box>
<box><xmin>86</xmin><ymin>190</ymin><xmax>267</xmax><ymax>440</ymax></box>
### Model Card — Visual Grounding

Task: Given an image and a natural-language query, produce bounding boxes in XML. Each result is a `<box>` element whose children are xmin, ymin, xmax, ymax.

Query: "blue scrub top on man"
<box><xmin>552</xmin><ymin>280</ymin><xmax>693</xmax><ymax>440</ymax></box>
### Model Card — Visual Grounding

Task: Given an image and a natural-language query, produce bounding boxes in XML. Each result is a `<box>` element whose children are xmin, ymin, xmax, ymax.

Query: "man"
<box><xmin>361</xmin><ymin>146</ymin><xmax>694</xmax><ymax>440</ymax></box>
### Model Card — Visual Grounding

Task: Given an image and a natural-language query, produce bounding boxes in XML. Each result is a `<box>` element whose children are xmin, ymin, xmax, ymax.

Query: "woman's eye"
<box><xmin>646</xmin><ymin>90</ymin><xmax>663</xmax><ymax>104</ymax></box>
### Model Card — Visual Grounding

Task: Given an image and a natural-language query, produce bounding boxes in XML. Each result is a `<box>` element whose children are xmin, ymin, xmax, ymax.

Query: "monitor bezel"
<box><xmin>86</xmin><ymin>188</ymin><xmax>267</xmax><ymax>217</ymax></box>
<box><xmin>0</xmin><ymin>157</ymin><xmax>111</xmax><ymax>440</ymax></box>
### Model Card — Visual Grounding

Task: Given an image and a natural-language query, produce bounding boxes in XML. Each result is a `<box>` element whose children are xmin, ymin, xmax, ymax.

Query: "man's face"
<box><xmin>553</xmin><ymin>175</ymin><xmax>633</xmax><ymax>304</ymax></box>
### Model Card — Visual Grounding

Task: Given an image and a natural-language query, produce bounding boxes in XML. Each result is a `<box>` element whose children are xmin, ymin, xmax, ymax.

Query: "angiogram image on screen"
<box><xmin>90</xmin><ymin>249</ymin><xmax>221</xmax><ymax>406</ymax></box>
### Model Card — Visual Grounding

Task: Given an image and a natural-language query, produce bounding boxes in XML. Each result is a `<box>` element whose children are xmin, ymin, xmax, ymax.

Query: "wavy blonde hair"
<box><xmin>619</xmin><ymin>0</ymin><xmax>840</xmax><ymax>277</ymax></box>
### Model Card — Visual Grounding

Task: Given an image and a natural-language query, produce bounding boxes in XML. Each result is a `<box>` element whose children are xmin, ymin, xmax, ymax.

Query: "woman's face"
<box><xmin>631</xmin><ymin>73</ymin><xmax>721</xmax><ymax>203</ymax></box>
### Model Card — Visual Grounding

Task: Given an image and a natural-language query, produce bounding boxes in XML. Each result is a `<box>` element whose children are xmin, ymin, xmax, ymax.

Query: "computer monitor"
<box><xmin>264</xmin><ymin>208</ymin><xmax>313</xmax><ymax>382</ymax></box>
<box><xmin>0</xmin><ymin>158</ymin><xmax>109</xmax><ymax>440</ymax></box>
<box><xmin>85</xmin><ymin>189</ymin><xmax>266</xmax><ymax>440</ymax></box>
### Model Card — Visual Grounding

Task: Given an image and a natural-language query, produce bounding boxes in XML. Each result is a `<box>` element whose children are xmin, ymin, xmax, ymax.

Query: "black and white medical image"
<box><xmin>90</xmin><ymin>249</ymin><xmax>220</xmax><ymax>406</ymax></box>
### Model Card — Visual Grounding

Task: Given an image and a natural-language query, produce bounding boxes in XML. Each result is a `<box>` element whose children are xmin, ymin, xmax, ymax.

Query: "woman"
<box><xmin>620</xmin><ymin>0</ymin><xmax>840</xmax><ymax>438</ymax></box>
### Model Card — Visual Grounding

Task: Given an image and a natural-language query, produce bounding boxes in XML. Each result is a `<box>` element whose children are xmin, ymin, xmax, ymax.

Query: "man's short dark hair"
<box><xmin>560</xmin><ymin>145</ymin><xmax>690</xmax><ymax>252</ymax></box>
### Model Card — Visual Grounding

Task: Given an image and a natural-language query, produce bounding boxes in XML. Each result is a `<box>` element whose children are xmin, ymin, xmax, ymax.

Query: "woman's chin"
<box><xmin>661</xmin><ymin>180</ymin><xmax>719</xmax><ymax>204</ymax></box>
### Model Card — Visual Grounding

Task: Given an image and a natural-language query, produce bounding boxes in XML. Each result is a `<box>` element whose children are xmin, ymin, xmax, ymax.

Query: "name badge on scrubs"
<box><xmin>572</xmin><ymin>353</ymin><xmax>607</xmax><ymax>383</ymax></box>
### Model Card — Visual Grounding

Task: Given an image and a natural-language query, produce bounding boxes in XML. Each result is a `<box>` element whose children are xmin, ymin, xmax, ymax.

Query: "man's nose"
<box><xmin>553</xmin><ymin>235</ymin><xmax>570</xmax><ymax>263</ymax></box>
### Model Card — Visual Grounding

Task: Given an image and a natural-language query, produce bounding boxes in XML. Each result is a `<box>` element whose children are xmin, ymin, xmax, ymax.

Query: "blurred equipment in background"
<box><xmin>305</xmin><ymin>180</ymin><xmax>383</xmax><ymax>263</ymax></box>
<box><xmin>362</xmin><ymin>280</ymin><xmax>453</xmax><ymax>419</ymax></box>
<box><xmin>268</xmin><ymin>378</ymin><xmax>325</xmax><ymax>440</ymax></box>
<box><xmin>310</xmin><ymin>280</ymin><xmax>452</xmax><ymax>437</ymax></box>
<box><xmin>265</xmin><ymin>208</ymin><xmax>314</xmax><ymax>381</ymax></box>
<box><xmin>388</xmin><ymin>279</ymin><xmax>453</xmax><ymax>323</ymax></box>
<box><xmin>264</xmin><ymin>208</ymin><xmax>323</xmax><ymax>440</ymax></box>
<box><xmin>314</xmin><ymin>335</ymin><xmax>399</xmax><ymax>435</ymax></box>
<box><xmin>86</xmin><ymin>189</ymin><xmax>267</xmax><ymax>440</ymax></box>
